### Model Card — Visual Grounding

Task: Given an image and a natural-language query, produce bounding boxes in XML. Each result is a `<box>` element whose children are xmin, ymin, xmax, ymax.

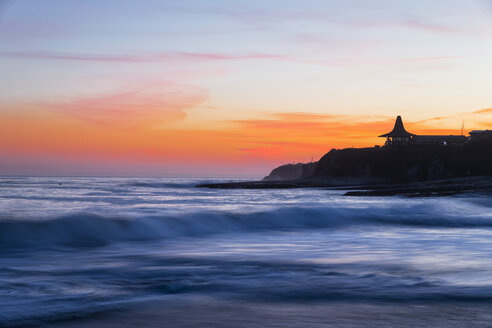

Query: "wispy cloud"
<box><xmin>0</xmin><ymin>51</ymin><xmax>285</xmax><ymax>63</ymax></box>
<box><xmin>345</xmin><ymin>15</ymin><xmax>463</xmax><ymax>35</ymax></box>
<box><xmin>0</xmin><ymin>49</ymin><xmax>461</xmax><ymax>71</ymax></box>
<box><xmin>398</xmin><ymin>108</ymin><xmax>492</xmax><ymax>133</ymax></box>
<box><xmin>400</xmin><ymin>18</ymin><xmax>460</xmax><ymax>34</ymax></box>
<box><xmin>158</xmin><ymin>2</ymin><xmax>469</xmax><ymax>35</ymax></box>
<box><xmin>298</xmin><ymin>56</ymin><xmax>463</xmax><ymax>70</ymax></box>
<box><xmin>233</xmin><ymin>112</ymin><xmax>393</xmax><ymax>139</ymax></box>
<box><xmin>474</xmin><ymin>107</ymin><xmax>492</xmax><ymax>114</ymax></box>
<box><xmin>50</xmin><ymin>83</ymin><xmax>208</xmax><ymax>128</ymax></box>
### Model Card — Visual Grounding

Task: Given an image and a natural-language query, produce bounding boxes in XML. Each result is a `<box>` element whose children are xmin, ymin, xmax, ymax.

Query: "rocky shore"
<box><xmin>197</xmin><ymin>176</ymin><xmax>492</xmax><ymax>197</ymax></box>
<box><xmin>198</xmin><ymin>139</ymin><xmax>492</xmax><ymax>197</ymax></box>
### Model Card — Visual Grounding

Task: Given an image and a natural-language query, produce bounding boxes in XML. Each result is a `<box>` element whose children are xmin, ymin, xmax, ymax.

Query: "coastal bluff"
<box><xmin>199</xmin><ymin>116</ymin><xmax>492</xmax><ymax>191</ymax></box>
<box><xmin>199</xmin><ymin>138</ymin><xmax>492</xmax><ymax>194</ymax></box>
<box><xmin>262</xmin><ymin>162</ymin><xmax>317</xmax><ymax>181</ymax></box>
<box><xmin>265</xmin><ymin>138</ymin><xmax>492</xmax><ymax>184</ymax></box>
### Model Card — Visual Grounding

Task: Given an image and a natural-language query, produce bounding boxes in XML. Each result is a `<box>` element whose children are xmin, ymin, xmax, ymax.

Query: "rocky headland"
<box><xmin>198</xmin><ymin>138</ymin><xmax>492</xmax><ymax>196</ymax></box>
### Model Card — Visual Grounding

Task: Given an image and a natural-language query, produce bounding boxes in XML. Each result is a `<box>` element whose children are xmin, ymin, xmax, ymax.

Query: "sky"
<box><xmin>1</xmin><ymin>0</ymin><xmax>492</xmax><ymax>176</ymax></box>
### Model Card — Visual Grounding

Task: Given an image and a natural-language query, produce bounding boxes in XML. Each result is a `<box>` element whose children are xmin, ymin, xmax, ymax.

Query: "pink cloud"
<box><xmin>51</xmin><ymin>83</ymin><xmax>208</xmax><ymax>127</ymax></box>
<box><xmin>474</xmin><ymin>108</ymin><xmax>492</xmax><ymax>114</ymax></box>
<box><xmin>292</xmin><ymin>56</ymin><xmax>463</xmax><ymax>69</ymax></box>
<box><xmin>0</xmin><ymin>51</ymin><xmax>285</xmax><ymax>63</ymax></box>
<box><xmin>400</xmin><ymin>18</ymin><xmax>460</xmax><ymax>34</ymax></box>
<box><xmin>178</xmin><ymin>5</ymin><xmax>467</xmax><ymax>35</ymax></box>
<box><xmin>345</xmin><ymin>16</ymin><xmax>461</xmax><ymax>35</ymax></box>
<box><xmin>0</xmin><ymin>49</ymin><xmax>461</xmax><ymax>72</ymax></box>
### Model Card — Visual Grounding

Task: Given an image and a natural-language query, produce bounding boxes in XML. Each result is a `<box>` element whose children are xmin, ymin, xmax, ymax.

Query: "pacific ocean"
<box><xmin>2</xmin><ymin>177</ymin><xmax>492</xmax><ymax>327</ymax></box>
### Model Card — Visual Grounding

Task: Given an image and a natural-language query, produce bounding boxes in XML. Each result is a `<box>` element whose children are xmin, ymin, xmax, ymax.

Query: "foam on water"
<box><xmin>2</xmin><ymin>177</ymin><xmax>492</xmax><ymax>327</ymax></box>
<box><xmin>1</xmin><ymin>202</ymin><xmax>492</xmax><ymax>250</ymax></box>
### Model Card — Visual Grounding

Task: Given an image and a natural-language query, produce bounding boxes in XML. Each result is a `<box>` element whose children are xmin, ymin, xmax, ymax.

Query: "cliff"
<box><xmin>200</xmin><ymin>138</ymin><xmax>492</xmax><ymax>193</ymax></box>
<box><xmin>262</xmin><ymin>162</ymin><xmax>317</xmax><ymax>181</ymax></box>
<box><xmin>263</xmin><ymin>138</ymin><xmax>492</xmax><ymax>184</ymax></box>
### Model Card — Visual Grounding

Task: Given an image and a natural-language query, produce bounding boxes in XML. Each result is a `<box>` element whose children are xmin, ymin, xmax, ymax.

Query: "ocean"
<box><xmin>2</xmin><ymin>176</ymin><xmax>492</xmax><ymax>327</ymax></box>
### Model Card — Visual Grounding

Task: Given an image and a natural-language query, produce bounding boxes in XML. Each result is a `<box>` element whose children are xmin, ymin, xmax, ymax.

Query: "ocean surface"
<box><xmin>2</xmin><ymin>177</ymin><xmax>492</xmax><ymax>327</ymax></box>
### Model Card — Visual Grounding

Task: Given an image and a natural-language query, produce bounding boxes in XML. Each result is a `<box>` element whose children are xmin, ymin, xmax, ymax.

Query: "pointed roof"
<box><xmin>379</xmin><ymin>116</ymin><xmax>416</xmax><ymax>138</ymax></box>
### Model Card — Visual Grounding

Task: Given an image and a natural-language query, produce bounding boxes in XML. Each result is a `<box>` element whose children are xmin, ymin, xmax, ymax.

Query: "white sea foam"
<box><xmin>1</xmin><ymin>200</ymin><xmax>492</xmax><ymax>250</ymax></box>
<box><xmin>2</xmin><ymin>177</ymin><xmax>492</xmax><ymax>326</ymax></box>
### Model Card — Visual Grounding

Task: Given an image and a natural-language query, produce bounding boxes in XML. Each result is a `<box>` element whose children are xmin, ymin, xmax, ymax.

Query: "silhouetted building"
<box><xmin>413</xmin><ymin>135</ymin><xmax>467</xmax><ymax>145</ymax></box>
<box><xmin>379</xmin><ymin>116</ymin><xmax>416</xmax><ymax>146</ymax></box>
<box><xmin>380</xmin><ymin>116</ymin><xmax>467</xmax><ymax>147</ymax></box>
<box><xmin>469</xmin><ymin>130</ymin><xmax>492</xmax><ymax>141</ymax></box>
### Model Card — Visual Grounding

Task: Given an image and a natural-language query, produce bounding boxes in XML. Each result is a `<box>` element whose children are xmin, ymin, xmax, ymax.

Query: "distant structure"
<box><xmin>469</xmin><ymin>130</ymin><xmax>492</xmax><ymax>141</ymax></box>
<box><xmin>380</xmin><ymin>116</ymin><xmax>467</xmax><ymax>147</ymax></box>
<box><xmin>379</xmin><ymin>116</ymin><xmax>416</xmax><ymax>146</ymax></box>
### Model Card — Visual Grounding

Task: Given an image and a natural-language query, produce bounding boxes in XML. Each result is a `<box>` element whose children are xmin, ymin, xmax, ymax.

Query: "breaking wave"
<box><xmin>2</xmin><ymin>202</ymin><xmax>492</xmax><ymax>250</ymax></box>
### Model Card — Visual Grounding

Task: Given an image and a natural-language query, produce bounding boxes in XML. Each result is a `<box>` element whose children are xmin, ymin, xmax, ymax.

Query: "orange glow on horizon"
<box><xmin>3</xmin><ymin>103</ymin><xmax>492</xmax><ymax>176</ymax></box>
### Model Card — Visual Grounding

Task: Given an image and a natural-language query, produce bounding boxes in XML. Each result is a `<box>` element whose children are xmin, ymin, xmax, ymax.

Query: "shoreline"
<box><xmin>51</xmin><ymin>296</ymin><xmax>492</xmax><ymax>328</ymax></box>
<box><xmin>197</xmin><ymin>176</ymin><xmax>492</xmax><ymax>197</ymax></box>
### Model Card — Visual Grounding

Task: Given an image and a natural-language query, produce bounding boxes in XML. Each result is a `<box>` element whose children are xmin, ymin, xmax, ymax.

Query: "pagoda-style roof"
<box><xmin>379</xmin><ymin>116</ymin><xmax>416</xmax><ymax>138</ymax></box>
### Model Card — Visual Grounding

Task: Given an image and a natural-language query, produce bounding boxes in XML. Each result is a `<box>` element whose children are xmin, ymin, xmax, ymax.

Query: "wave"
<box><xmin>4</xmin><ymin>257</ymin><xmax>492</xmax><ymax>327</ymax></box>
<box><xmin>1</xmin><ymin>202</ymin><xmax>492</xmax><ymax>250</ymax></box>
<box><xmin>124</xmin><ymin>179</ymin><xmax>239</xmax><ymax>189</ymax></box>
<box><xmin>126</xmin><ymin>182</ymin><xmax>198</xmax><ymax>189</ymax></box>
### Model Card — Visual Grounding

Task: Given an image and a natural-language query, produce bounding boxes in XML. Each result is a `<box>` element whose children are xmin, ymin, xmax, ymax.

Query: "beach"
<box><xmin>55</xmin><ymin>297</ymin><xmax>492</xmax><ymax>328</ymax></box>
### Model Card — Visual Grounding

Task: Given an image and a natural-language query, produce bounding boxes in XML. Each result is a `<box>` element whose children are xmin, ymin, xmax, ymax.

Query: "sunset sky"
<box><xmin>1</xmin><ymin>0</ymin><xmax>492</xmax><ymax>176</ymax></box>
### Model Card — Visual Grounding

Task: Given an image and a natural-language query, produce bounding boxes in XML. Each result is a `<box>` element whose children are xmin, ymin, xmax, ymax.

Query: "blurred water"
<box><xmin>1</xmin><ymin>177</ymin><xmax>492</xmax><ymax>327</ymax></box>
